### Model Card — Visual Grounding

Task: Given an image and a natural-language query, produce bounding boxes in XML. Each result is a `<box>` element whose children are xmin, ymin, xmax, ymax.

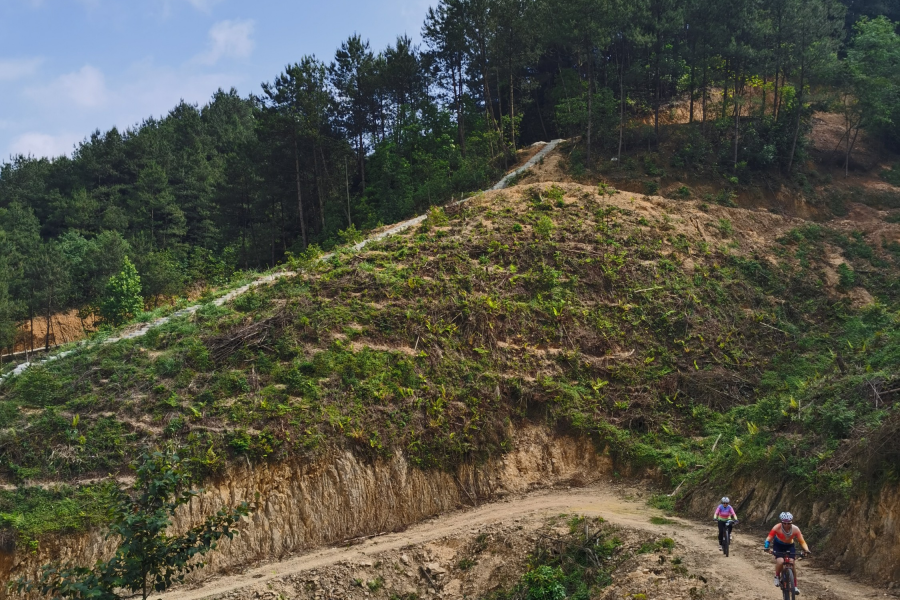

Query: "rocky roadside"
<box><xmin>208</xmin><ymin>517</ymin><xmax>708</xmax><ymax>600</ymax></box>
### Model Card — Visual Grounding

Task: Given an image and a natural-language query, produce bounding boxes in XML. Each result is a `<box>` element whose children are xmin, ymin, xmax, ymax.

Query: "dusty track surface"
<box><xmin>163</xmin><ymin>483</ymin><xmax>888</xmax><ymax>600</ymax></box>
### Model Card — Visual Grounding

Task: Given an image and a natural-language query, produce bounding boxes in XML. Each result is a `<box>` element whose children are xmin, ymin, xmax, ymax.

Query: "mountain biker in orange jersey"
<box><xmin>765</xmin><ymin>512</ymin><xmax>811</xmax><ymax>595</ymax></box>
<box><xmin>713</xmin><ymin>496</ymin><xmax>738</xmax><ymax>551</ymax></box>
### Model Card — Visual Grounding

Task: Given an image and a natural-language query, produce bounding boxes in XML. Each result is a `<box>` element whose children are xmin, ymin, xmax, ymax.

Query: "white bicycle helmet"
<box><xmin>721</xmin><ymin>497</ymin><xmax>730</xmax><ymax>504</ymax></box>
<box><xmin>780</xmin><ymin>511</ymin><xmax>793</xmax><ymax>523</ymax></box>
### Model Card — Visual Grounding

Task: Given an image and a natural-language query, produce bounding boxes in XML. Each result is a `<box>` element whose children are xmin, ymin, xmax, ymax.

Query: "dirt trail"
<box><xmin>163</xmin><ymin>484</ymin><xmax>885</xmax><ymax>600</ymax></box>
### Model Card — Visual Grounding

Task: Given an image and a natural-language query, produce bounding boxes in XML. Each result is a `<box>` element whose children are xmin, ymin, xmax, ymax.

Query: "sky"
<box><xmin>0</xmin><ymin>0</ymin><xmax>434</xmax><ymax>160</ymax></box>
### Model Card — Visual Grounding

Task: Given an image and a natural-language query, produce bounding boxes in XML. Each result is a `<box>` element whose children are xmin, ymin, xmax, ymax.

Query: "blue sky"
<box><xmin>0</xmin><ymin>0</ymin><xmax>433</xmax><ymax>159</ymax></box>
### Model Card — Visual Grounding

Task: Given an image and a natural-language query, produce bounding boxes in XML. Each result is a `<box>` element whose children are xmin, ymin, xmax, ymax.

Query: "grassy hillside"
<box><xmin>1</xmin><ymin>182</ymin><xmax>899</xmax><ymax>547</ymax></box>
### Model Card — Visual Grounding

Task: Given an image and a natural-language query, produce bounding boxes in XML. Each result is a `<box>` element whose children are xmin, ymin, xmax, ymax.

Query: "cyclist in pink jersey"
<box><xmin>713</xmin><ymin>496</ymin><xmax>738</xmax><ymax>551</ymax></box>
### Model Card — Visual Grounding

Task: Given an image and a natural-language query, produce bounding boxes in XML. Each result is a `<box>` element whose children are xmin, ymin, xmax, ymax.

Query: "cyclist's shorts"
<box><xmin>772</xmin><ymin>541</ymin><xmax>796</xmax><ymax>558</ymax></box>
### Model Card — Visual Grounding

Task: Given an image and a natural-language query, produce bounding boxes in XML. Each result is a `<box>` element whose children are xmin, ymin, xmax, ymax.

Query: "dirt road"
<box><xmin>163</xmin><ymin>483</ymin><xmax>886</xmax><ymax>600</ymax></box>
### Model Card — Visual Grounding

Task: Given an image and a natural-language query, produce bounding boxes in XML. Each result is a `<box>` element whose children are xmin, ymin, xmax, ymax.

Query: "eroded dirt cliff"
<box><xmin>2</xmin><ymin>426</ymin><xmax>611</xmax><ymax>590</ymax></box>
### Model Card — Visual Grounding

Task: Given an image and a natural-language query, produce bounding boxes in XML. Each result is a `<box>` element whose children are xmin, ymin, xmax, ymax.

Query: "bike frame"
<box><xmin>772</xmin><ymin>551</ymin><xmax>798</xmax><ymax>588</ymax></box>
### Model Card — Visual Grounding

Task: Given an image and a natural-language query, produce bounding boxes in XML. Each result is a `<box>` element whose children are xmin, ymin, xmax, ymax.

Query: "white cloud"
<box><xmin>0</xmin><ymin>57</ymin><xmax>42</xmax><ymax>81</ymax></box>
<box><xmin>8</xmin><ymin>132</ymin><xmax>81</xmax><ymax>158</ymax></box>
<box><xmin>185</xmin><ymin>0</ymin><xmax>223</xmax><ymax>11</ymax></box>
<box><xmin>194</xmin><ymin>20</ymin><xmax>255</xmax><ymax>65</ymax></box>
<box><xmin>160</xmin><ymin>0</ymin><xmax>222</xmax><ymax>15</ymax></box>
<box><xmin>27</xmin><ymin>65</ymin><xmax>109</xmax><ymax>109</ymax></box>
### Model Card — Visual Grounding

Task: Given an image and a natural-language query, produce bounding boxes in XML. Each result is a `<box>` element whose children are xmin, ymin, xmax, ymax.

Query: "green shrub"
<box><xmin>717</xmin><ymin>219</ymin><xmax>734</xmax><ymax>237</ymax></box>
<box><xmin>598</xmin><ymin>182</ymin><xmax>618</xmax><ymax>196</ymax></box>
<box><xmin>837</xmin><ymin>263</ymin><xmax>856</xmax><ymax>288</ymax></box>
<box><xmin>231</xmin><ymin>290</ymin><xmax>268</xmax><ymax>313</ymax></box>
<box><xmin>534</xmin><ymin>215</ymin><xmax>556</xmax><ymax>240</ymax></box>
<box><xmin>544</xmin><ymin>185</ymin><xmax>566</xmax><ymax>204</ymax></box>
<box><xmin>367</xmin><ymin>576</ymin><xmax>385</xmax><ymax>591</ymax></box>
<box><xmin>337</xmin><ymin>224</ymin><xmax>365</xmax><ymax>245</ymax></box>
<box><xmin>880</xmin><ymin>164</ymin><xmax>900</xmax><ymax>187</ymax></box>
<box><xmin>644</xmin><ymin>180</ymin><xmax>660</xmax><ymax>195</ymax></box>
<box><xmin>13</xmin><ymin>366</ymin><xmax>64</xmax><ymax>407</ymax></box>
<box><xmin>715</xmin><ymin>190</ymin><xmax>737</xmax><ymax>207</ymax></box>
<box><xmin>648</xmin><ymin>494</ymin><xmax>675</xmax><ymax>512</ymax></box>
<box><xmin>522</xmin><ymin>565</ymin><xmax>567</xmax><ymax>600</ymax></box>
<box><xmin>424</xmin><ymin>206</ymin><xmax>449</xmax><ymax>228</ymax></box>
<box><xmin>99</xmin><ymin>257</ymin><xmax>143</xmax><ymax>327</ymax></box>
<box><xmin>643</xmin><ymin>155</ymin><xmax>663</xmax><ymax>176</ymax></box>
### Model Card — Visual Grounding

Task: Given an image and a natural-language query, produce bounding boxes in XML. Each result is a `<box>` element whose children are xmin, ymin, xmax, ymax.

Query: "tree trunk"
<box><xmin>271</xmin><ymin>196</ymin><xmax>276</xmax><ymax>267</ymax></box>
<box><xmin>314</xmin><ymin>141</ymin><xmax>326</xmax><ymax>230</ymax></box>
<box><xmin>845</xmin><ymin>126</ymin><xmax>861</xmax><ymax>178</ymax></box>
<box><xmin>45</xmin><ymin>293</ymin><xmax>51</xmax><ymax>351</ymax></box>
<box><xmin>617</xmin><ymin>45</ymin><xmax>625</xmax><ymax>163</ymax></box>
<box><xmin>654</xmin><ymin>47</ymin><xmax>661</xmax><ymax>139</ymax></box>
<box><xmin>734</xmin><ymin>69</ymin><xmax>741</xmax><ymax>170</ymax></box>
<box><xmin>689</xmin><ymin>59</ymin><xmax>695</xmax><ymax>124</ymax></box>
<box><xmin>479</xmin><ymin>38</ymin><xmax>499</xmax><ymax>136</ymax></box>
<box><xmin>786</xmin><ymin>51</ymin><xmax>807</xmax><ymax>173</ymax></box>
<box><xmin>761</xmin><ymin>73</ymin><xmax>767</xmax><ymax>119</ymax></box>
<box><xmin>587</xmin><ymin>53</ymin><xmax>593</xmax><ymax>164</ymax></box>
<box><xmin>496</xmin><ymin>68</ymin><xmax>507</xmax><ymax>168</ymax></box>
<box><xmin>454</xmin><ymin>66</ymin><xmax>466</xmax><ymax>157</ymax></box>
<box><xmin>345</xmin><ymin>157</ymin><xmax>352</xmax><ymax>227</ymax></box>
<box><xmin>701</xmin><ymin>59</ymin><xmax>708</xmax><ymax>128</ymax></box>
<box><xmin>509</xmin><ymin>68</ymin><xmax>516</xmax><ymax>152</ymax></box>
<box><xmin>294</xmin><ymin>137</ymin><xmax>308</xmax><ymax>249</ymax></box>
<box><xmin>734</xmin><ymin>99</ymin><xmax>740</xmax><ymax>170</ymax></box>
<box><xmin>358</xmin><ymin>133</ymin><xmax>366</xmax><ymax>191</ymax></box>
<box><xmin>722</xmin><ymin>59</ymin><xmax>729</xmax><ymax>122</ymax></box>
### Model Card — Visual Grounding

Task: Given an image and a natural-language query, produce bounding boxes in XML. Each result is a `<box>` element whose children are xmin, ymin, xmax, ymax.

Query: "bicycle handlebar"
<box><xmin>766</xmin><ymin>549</ymin><xmax>808</xmax><ymax>559</ymax></box>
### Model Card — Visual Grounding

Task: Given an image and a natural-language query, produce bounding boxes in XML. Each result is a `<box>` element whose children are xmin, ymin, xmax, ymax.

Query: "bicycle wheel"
<box><xmin>723</xmin><ymin>531</ymin><xmax>729</xmax><ymax>557</ymax></box>
<box><xmin>781</xmin><ymin>569</ymin><xmax>795</xmax><ymax>600</ymax></box>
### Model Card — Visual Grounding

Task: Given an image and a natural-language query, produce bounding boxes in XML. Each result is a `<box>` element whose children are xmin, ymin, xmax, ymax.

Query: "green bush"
<box><xmin>717</xmin><ymin>219</ymin><xmax>734</xmax><ymax>237</ymax></box>
<box><xmin>837</xmin><ymin>263</ymin><xmax>856</xmax><ymax>288</ymax></box>
<box><xmin>522</xmin><ymin>565</ymin><xmax>567</xmax><ymax>600</ymax></box>
<box><xmin>99</xmin><ymin>257</ymin><xmax>143</xmax><ymax>327</ymax></box>
<box><xmin>13</xmin><ymin>366</ymin><xmax>64</xmax><ymax>407</ymax></box>
<box><xmin>880</xmin><ymin>164</ymin><xmax>900</xmax><ymax>187</ymax></box>
<box><xmin>534</xmin><ymin>215</ymin><xmax>556</xmax><ymax>239</ymax></box>
<box><xmin>231</xmin><ymin>290</ymin><xmax>268</xmax><ymax>313</ymax></box>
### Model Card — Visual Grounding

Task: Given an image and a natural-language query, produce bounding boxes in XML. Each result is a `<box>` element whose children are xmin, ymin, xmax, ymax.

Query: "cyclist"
<box><xmin>713</xmin><ymin>496</ymin><xmax>738</xmax><ymax>551</ymax></box>
<box><xmin>765</xmin><ymin>512</ymin><xmax>811</xmax><ymax>595</ymax></box>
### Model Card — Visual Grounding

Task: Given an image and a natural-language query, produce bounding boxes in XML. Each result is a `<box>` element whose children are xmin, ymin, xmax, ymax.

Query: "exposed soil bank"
<box><xmin>0</xmin><ymin>426</ymin><xmax>611</xmax><ymax>590</ymax></box>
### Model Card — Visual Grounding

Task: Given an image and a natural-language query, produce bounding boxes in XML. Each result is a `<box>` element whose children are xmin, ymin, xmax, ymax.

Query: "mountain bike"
<box><xmin>721</xmin><ymin>519</ymin><xmax>737</xmax><ymax>557</ymax></box>
<box><xmin>769</xmin><ymin>550</ymin><xmax>805</xmax><ymax>600</ymax></box>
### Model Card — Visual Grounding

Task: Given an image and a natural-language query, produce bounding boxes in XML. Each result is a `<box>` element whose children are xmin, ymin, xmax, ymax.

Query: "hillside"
<box><xmin>2</xmin><ymin>163</ymin><xmax>900</xmax><ymax>586</ymax></box>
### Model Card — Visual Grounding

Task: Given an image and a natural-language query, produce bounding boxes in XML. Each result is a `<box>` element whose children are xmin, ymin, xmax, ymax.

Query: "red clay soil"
<box><xmin>2</xmin><ymin>310</ymin><xmax>97</xmax><ymax>357</ymax></box>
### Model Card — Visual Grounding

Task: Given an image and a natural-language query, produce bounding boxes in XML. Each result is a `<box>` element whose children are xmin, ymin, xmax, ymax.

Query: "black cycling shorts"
<box><xmin>772</xmin><ymin>543</ymin><xmax>796</xmax><ymax>558</ymax></box>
